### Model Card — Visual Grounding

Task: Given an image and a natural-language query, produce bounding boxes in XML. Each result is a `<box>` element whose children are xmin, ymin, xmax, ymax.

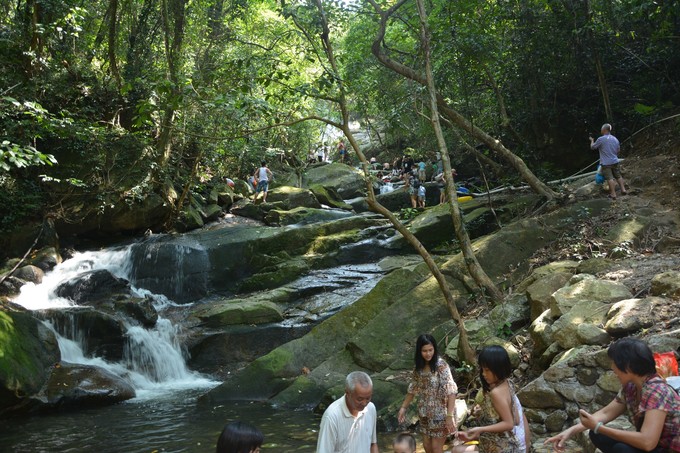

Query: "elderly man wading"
<box><xmin>316</xmin><ymin>371</ymin><xmax>379</xmax><ymax>453</ymax></box>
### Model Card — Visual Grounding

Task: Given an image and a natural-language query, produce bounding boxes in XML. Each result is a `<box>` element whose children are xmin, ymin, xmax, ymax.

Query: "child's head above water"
<box><xmin>393</xmin><ymin>432</ymin><xmax>417</xmax><ymax>453</ymax></box>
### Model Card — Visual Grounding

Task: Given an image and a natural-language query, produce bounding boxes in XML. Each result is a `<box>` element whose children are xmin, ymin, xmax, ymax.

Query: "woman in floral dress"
<box><xmin>398</xmin><ymin>334</ymin><xmax>458</xmax><ymax>453</ymax></box>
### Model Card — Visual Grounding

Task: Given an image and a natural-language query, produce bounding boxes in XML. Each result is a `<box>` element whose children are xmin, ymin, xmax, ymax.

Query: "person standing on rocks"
<box><xmin>398</xmin><ymin>334</ymin><xmax>458</xmax><ymax>453</ymax></box>
<box><xmin>590</xmin><ymin>123</ymin><xmax>628</xmax><ymax>200</ymax></box>
<box><xmin>317</xmin><ymin>371</ymin><xmax>379</xmax><ymax>453</ymax></box>
<box><xmin>545</xmin><ymin>337</ymin><xmax>680</xmax><ymax>453</ymax></box>
<box><xmin>253</xmin><ymin>161</ymin><xmax>273</xmax><ymax>203</ymax></box>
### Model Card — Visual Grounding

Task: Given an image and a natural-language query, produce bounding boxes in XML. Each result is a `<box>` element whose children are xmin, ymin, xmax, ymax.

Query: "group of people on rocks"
<box><xmin>391</xmin><ymin>152</ymin><xmax>458</xmax><ymax>208</ymax></box>
<box><xmin>215</xmin><ymin>336</ymin><xmax>679</xmax><ymax>453</ymax></box>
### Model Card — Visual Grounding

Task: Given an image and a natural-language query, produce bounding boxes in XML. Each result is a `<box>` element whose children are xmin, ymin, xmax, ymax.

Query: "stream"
<box><xmin>3</xmin><ymin>235</ymin><xmax>393</xmax><ymax>452</ymax></box>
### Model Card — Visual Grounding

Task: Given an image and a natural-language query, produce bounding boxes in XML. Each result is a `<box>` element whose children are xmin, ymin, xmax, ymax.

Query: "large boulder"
<box><xmin>128</xmin><ymin>239</ymin><xmax>210</xmax><ymax>303</ymax></box>
<box><xmin>197</xmin><ymin>300</ymin><xmax>284</xmax><ymax>326</ymax></box>
<box><xmin>650</xmin><ymin>271</ymin><xmax>680</xmax><ymax>299</ymax></box>
<box><xmin>386</xmin><ymin>202</ymin><xmax>496</xmax><ymax>250</ymax></box>
<box><xmin>526</xmin><ymin>272</ymin><xmax>573</xmax><ymax>319</ymax></box>
<box><xmin>188</xmin><ymin>324</ymin><xmax>312</xmax><ymax>376</ymax></box>
<box><xmin>266</xmin><ymin>186</ymin><xmax>321</xmax><ymax>209</ymax></box>
<box><xmin>549</xmin><ymin>274</ymin><xmax>632</xmax><ymax>318</ymax></box>
<box><xmin>35</xmin><ymin>362</ymin><xmax>135</xmax><ymax>412</ymax></box>
<box><xmin>28</xmin><ymin>247</ymin><xmax>62</xmax><ymax>272</ymax></box>
<box><xmin>529</xmin><ymin>309</ymin><xmax>554</xmax><ymax>355</ymax></box>
<box><xmin>0</xmin><ymin>310</ymin><xmax>60</xmax><ymax>413</ymax></box>
<box><xmin>604</xmin><ymin>297</ymin><xmax>660</xmax><ymax>336</ymax></box>
<box><xmin>304</xmin><ymin>163</ymin><xmax>366</xmax><ymax>199</ymax></box>
<box><xmin>489</xmin><ymin>293</ymin><xmax>530</xmax><ymax>331</ymax></box>
<box><xmin>309</xmin><ymin>184</ymin><xmax>354</xmax><ymax>211</ymax></box>
<box><xmin>264</xmin><ymin>207</ymin><xmax>354</xmax><ymax>226</ymax></box>
<box><xmin>53</xmin><ymin>269</ymin><xmax>132</xmax><ymax>305</ymax></box>
<box><xmin>552</xmin><ymin>299</ymin><xmax>613</xmax><ymax>349</ymax></box>
<box><xmin>13</xmin><ymin>265</ymin><xmax>45</xmax><ymax>284</ymax></box>
<box><xmin>41</xmin><ymin>308</ymin><xmax>127</xmax><ymax>361</ymax></box>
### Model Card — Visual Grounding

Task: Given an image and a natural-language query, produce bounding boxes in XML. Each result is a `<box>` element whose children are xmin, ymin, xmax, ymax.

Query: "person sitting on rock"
<box><xmin>545</xmin><ymin>337</ymin><xmax>680</xmax><ymax>453</ymax></box>
<box><xmin>216</xmin><ymin>420</ymin><xmax>263</xmax><ymax>453</ymax></box>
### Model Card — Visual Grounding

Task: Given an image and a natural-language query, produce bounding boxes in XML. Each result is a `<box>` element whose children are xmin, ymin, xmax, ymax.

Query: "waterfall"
<box><xmin>13</xmin><ymin>244</ymin><xmax>216</xmax><ymax>398</ymax></box>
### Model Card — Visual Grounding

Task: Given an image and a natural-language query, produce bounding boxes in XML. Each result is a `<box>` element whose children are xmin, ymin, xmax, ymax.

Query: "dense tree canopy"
<box><xmin>1</xmin><ymin>0</ymin><xmax>678</xmax><ymax>233</ymax></box>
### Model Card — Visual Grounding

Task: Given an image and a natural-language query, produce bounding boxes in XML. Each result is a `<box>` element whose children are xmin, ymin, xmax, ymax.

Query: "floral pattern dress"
<box><xmin>477</xmin><ymin>382</ymin><xmax>521</xmax><ymax>453</ymax></box>
<box><xmin>407</xmin><ymin>358</ymin><xmax>458</xmax><ymax>437</ymax></box>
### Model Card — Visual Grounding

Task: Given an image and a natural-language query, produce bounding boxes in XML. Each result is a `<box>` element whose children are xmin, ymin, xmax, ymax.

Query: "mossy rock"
<box><xmin>175</xmin><ymin>205</ymin><xmax>204</xmax><ymax>232</ymax></box>
<box><xmin>266</xmin><ymin>186</ymin><xmax>321</xmax><ymax>209</ymax></box>
<box><xmin>606</xmin><ymin>216</ymin><xmax>652</xmax><ymax>247</ymax></box>
<box><xmin>198</xmin><ymin>300</ymin><xmax>284</xmax><ymax>326</ymax></box>
<box><xmin>201</xmin><ymin>265</ymin><xmax>430</xmax><ymax>403</ymax></box>
<box><xmin>308</xmin><ymin>229</ymin><xmax>361</xmax><ymax>254</ymax></box>
<box><xmin>576</xmin><ymin>258</ymin><xmax>617</xmax><ymax>275</ymax></box>
<box><xmin>0</xmin><ymin>310</ymin><xmax>60</xmax><ymax>413</ymax></box>
<box><xmin>265</xmin><ymin>207</ymin><xmax>353</xmax><ymax>226</ymax></box>
<box><xmin>304</xmin><ymin>163</ymin><xmax>366</xmax><ymax>199</ymax></box>
<box><xmin>309</xmin><ymin>184</ymin><xmax>354</xmax><ymax>211</ymax></box>
<box><xmin>200</xmin><ymin>204</ymin><xmax>222</xmax><ymax>221</ymax></box>
<box><xmin>238</xmin><ymin>259</ymin><xmax>310</xmax><ymax>293</ymax></box>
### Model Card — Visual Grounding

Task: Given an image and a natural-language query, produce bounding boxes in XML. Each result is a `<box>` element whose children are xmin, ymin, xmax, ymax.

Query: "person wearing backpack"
<box><xmin>545</xmin><ymin>338</ymin><xmax>680</xmax><ymax>453</ymax></box>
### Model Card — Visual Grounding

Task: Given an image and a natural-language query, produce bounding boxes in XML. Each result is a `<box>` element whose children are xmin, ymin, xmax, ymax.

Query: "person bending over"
<box><xmin>545</xmin><ymin>337</ymin><xmax>680</xmax><ymax>453</ymax></box>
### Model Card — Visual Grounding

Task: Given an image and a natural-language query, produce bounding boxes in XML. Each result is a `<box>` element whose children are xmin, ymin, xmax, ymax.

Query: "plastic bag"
<box><xmin>595</xmin><ymin>165</ymin><xmax>605</xmax><ymax>184</ymax></box>
<box><xmin>654</xmin><ymin>352</ymin><xmax>679</xmax><ymax>378</ymax></box>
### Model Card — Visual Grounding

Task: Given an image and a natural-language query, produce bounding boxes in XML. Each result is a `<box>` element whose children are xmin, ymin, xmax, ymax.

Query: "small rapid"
<box><xmin>12</xmin><ymin>244</ymin><xmax>217</xmax><ymax>399</ymax></box>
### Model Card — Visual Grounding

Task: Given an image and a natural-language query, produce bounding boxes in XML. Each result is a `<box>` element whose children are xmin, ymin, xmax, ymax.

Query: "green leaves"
<box><xmin>0</xmin><ymin>141</ymin><xmax>57</xmax><ymax>172</ymax></box>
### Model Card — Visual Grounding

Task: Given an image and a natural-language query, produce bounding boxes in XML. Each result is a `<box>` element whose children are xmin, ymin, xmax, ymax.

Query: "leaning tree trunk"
<box><xmin>313</xmin><ymin>0</ymin><xmax>476</xmax><ymax>364</ymax></box>
<box><xmin>415</xmin><ymin>0</ymin><xmax>504</xmax><ymax>305</ymax></box>
<box><xmin>365</xmin><ymin>0</ymin><xmax>558</xmax><ymax>201</ymax></box>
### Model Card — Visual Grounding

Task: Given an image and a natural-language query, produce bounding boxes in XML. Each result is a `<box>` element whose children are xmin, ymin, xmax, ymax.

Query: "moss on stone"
<box><xmin>308</xmin><ymin>229</ymin><xmax>361</xmax><ymax>254</ymax></box>
<box><xmin>0</xmin><ymin>311</ymin><xmax>59</xmax><ymax>410</ymax></box>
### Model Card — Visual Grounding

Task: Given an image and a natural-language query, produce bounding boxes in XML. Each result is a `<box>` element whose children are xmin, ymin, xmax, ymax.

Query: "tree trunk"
<box><xmin>156</xmin><ymin>0</ymin><xmax>187</xmax><ymax>169</ymax></box>
<box><xmin>107</xmin><ymin>0</ymin><xmax>122</xmax><ymax>89</ymax></box>
<box><xmin>366</xmin><ymin>0</ymin><xmax>558</xmax><ymax>201</ymax></box>
<box><xmin>313</xmin><ymin>0</ymin><xmax>477</xmax><ymax>365</ymax></box>
<box><xmin>415</xmin><ymin>0</ymin><xmax>504</xmax><ymax>307</ymax></box>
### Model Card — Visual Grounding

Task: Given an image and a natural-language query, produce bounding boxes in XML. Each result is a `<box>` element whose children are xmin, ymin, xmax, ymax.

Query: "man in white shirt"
<box><xmin>316</xmin><ymin>371</ymin><xmax>379</xmax><ymax>453</ymax></box>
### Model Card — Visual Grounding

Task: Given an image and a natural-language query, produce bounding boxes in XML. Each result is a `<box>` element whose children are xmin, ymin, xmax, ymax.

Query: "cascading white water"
<box><xmin>13</xmin><ymin>245</ymin><xmax>216</xmax><ymax>399</ymax></box>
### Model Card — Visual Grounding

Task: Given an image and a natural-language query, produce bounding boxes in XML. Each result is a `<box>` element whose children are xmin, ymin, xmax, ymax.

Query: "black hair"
<box><xmin>414</xmin><ymin>333</ymin><xmax>439</xmax><ymax>373</ymax></box>
<box><xmin>607</xmin><ymin>337</ymin><xmax>656</xmax><ymax>376</ymax></box>
<box><xmin>478</xmin><ymin>345</ymin><xmax>513</xmax><ymax>392</ymax></box>
<box><xmin>260</xmin><ymin>160</ymin><xmax>266</xmax><ymax>167</ymax></box>
<box><xmin>393</xmin><ymin>432</ymin><xmax>417</xmax><ymax>451</ymax></box>
<box><xmin>216</xmin><ymin>421</ymin><xmax>264</xmax><ymax>453</ymax></box>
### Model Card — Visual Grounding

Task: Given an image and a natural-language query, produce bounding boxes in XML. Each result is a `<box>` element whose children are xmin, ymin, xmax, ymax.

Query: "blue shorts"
<box><xmin>257</xmin><ymin>180</ymin><xmax>269</xmax><ymax>193</ymax></box>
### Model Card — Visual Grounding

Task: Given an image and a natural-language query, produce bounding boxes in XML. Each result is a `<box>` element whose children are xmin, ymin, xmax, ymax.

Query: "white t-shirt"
<box><xmin>258</xmin><ymin>167</ymin><xmax>269</xmax><ymax>182</ymax></box>
<box><xmin>316</xmin><ymin>395</ymin><xmax>377</xmax><ymax>453</ymax></box>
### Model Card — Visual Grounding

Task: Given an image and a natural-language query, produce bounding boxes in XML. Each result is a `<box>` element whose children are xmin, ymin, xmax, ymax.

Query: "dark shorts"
<box><xmin>257</xmin><ymin>180</ymin><xmax>269</xmax><ymax>193</ymax></box>
<box><xmin>601</xmin><ymin>163</ymin><xmax>622</xmax><ymax>180</ymax></box>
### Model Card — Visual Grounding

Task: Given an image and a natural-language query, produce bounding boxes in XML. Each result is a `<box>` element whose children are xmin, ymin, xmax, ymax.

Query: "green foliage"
<box><xmin>399</xmin><ymin>207</ymin><xmax>420</xmax><ymax>221</ymax></box>
<box><xmin>0</xmin><ymin>0</ymin><xmax>678</xmax><ymax>240</ymax></box>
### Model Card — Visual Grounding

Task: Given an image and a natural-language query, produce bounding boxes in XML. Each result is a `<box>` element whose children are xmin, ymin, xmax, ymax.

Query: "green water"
<box><xmin>0</xmin><ymin>389</ymin><xmax>422</xmax><ymax>452</ymax></box>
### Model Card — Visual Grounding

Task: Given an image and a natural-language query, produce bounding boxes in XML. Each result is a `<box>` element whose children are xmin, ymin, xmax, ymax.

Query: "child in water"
<box><xmin>452</xmin><ymin>345</ymin><xmax>527</xmax><ymax>453</ymax></box>
<box><xmin>399</xmin><ymin>334</ymin><xmax>458</xmax><ymax>453</ymax></box>
<box><xmin>216</xmin><ymin>421</ymin><xmax>263</xmax><ymax>453</ymax></box>
<box><xmin>393</xmin><ymin>432</ymin><xmax>417</xmax><ymax>453</ymax></box>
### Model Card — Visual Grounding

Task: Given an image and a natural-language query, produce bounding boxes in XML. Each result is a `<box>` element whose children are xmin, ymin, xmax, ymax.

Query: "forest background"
<box><xmin>1</xmin><ymin>0</ymin><xmax>679</xmax><ymax>253</ymax></box>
